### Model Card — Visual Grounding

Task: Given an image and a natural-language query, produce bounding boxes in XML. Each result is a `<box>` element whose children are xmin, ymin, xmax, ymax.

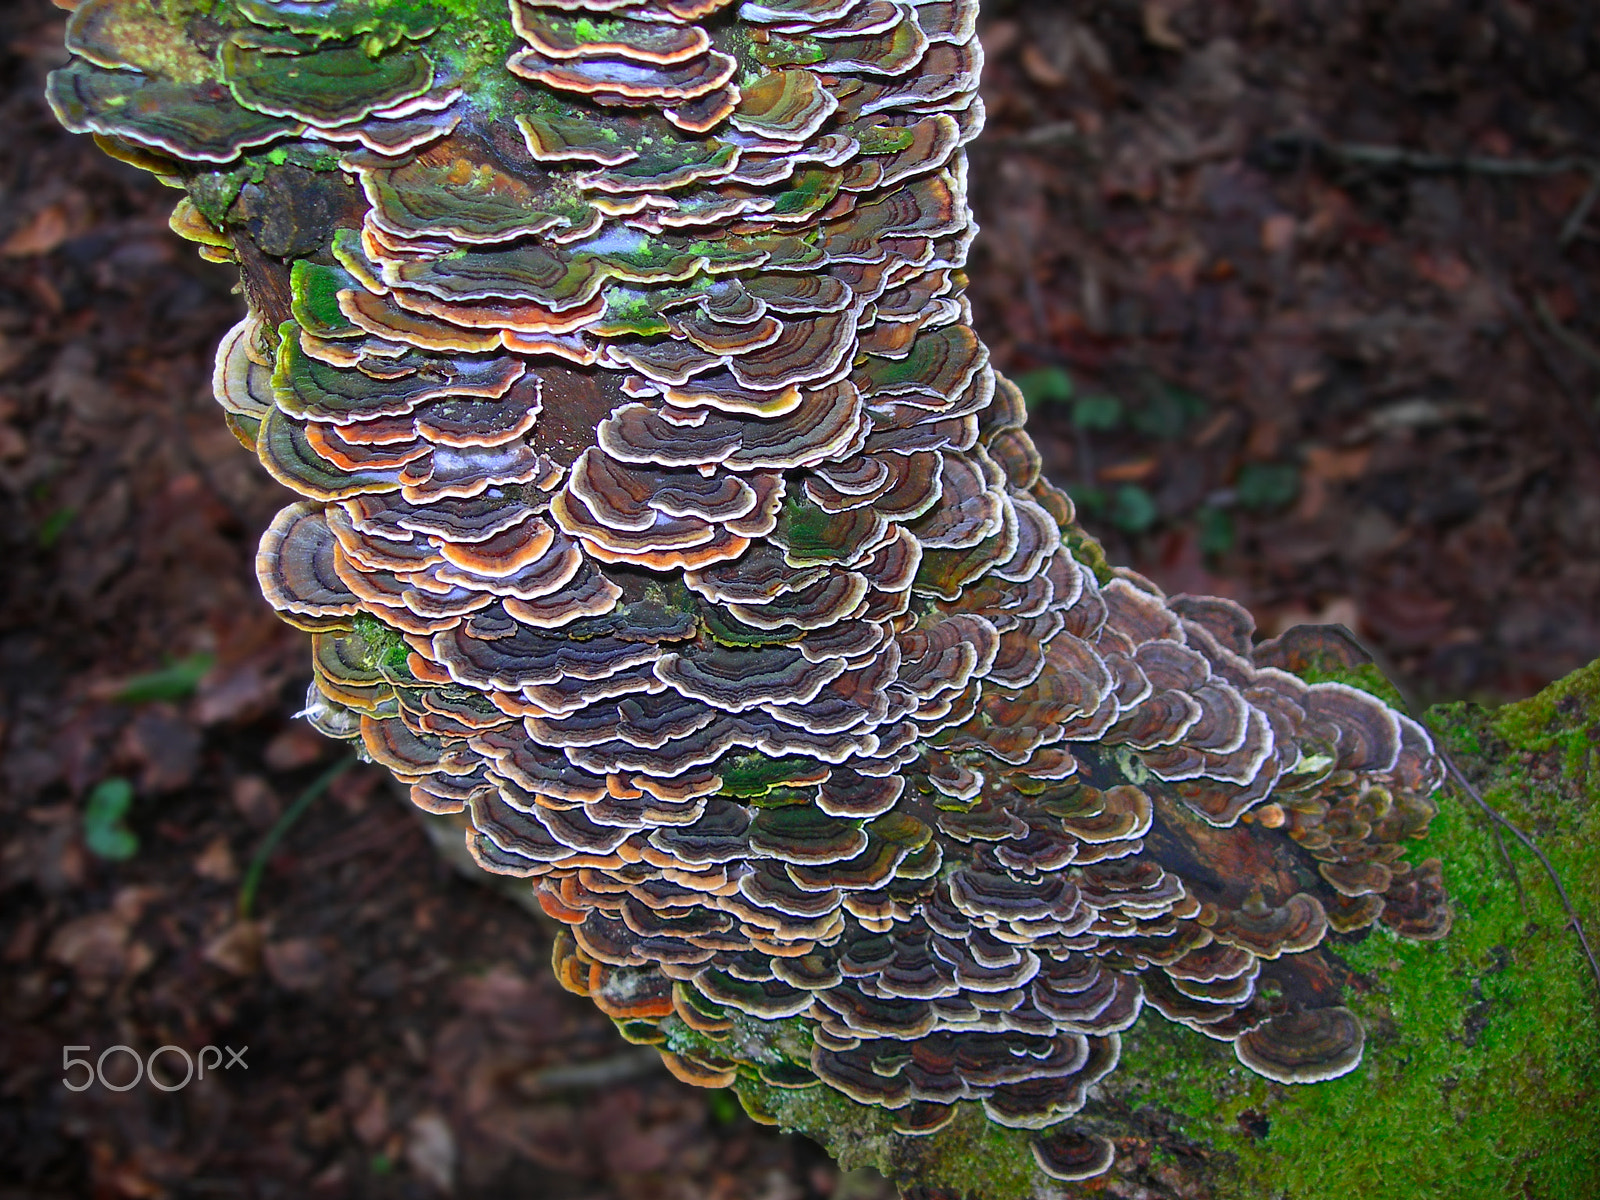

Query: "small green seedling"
<box><xmin>84</xmin><ymin>777</ymin><xmax>138</xmax><ymax>861</ymax></box>
<box><xmin>114</xmin><ymin>653</ymin><xmax>215</xmax><ymax>704</ymax></box>
<box><xmin>1014</xmin><ymin>366</ymin><xmax>1074</xmax><ymax>410</ymax></box>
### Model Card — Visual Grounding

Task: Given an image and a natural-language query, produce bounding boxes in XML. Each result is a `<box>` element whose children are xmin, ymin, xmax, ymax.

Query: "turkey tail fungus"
<box><xmin>51</xmin><ymin>0</ymin><xmax>1452</xmax><ymax>1192</ymax></box>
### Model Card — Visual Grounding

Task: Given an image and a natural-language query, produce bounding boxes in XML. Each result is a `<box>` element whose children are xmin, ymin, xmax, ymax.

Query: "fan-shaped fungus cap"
<box><xmin>1211</xmin><ymin>890</ymin><xmax>1329</xmax><ymax>959</ymax></box>
<box><xmin>1379</xmin><ymin>858</ymin><xmax>1453</xmax><ymax>940</ymax></box>
<box><xmin>1031</xmin><ymin>1128</ymin><xmax>1117</xmax><ymax>1182</ymax></box>
<box><xmin>223</xmin><ymin>40</ymin><xmax>435</xmax><ymax>127</ymax></box>
<box><xmin>48</xmin><ymin>61</ymin><xmax>302</xmax><ymax>163</ymax></box>
<box><xmin>50</xmin><ymin>0</ymin><xmax>1454</xmax><ymax>1187</ymax></box>
<box><xmin>257</xmin><ymin>502</ymin><xmax>363</xmax><ymax>625</ymax></box>
<box><xmin>1233</xmin><ymin>1006</ymin><xmax>1365</xmax><ymax>1084</ymax></box>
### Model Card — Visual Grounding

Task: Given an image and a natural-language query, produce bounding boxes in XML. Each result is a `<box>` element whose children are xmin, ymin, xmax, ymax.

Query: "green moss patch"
<box><xmin>1116</xmin><ymin>662</ymin><xmax>1600</xmax><ymax>1198</ymax></box>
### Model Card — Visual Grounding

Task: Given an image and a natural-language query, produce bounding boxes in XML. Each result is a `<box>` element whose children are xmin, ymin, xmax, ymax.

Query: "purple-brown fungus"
<box><xmin>52</xmin><ymin>0</ymin><xmax>1452</xmax><ymax>1187</ymax></box>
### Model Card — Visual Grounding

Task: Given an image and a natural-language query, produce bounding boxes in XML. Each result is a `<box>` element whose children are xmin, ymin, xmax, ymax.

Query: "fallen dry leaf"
<box><xmin>353</xmin><ymin>1087</ymin><xmax>390</xmax><ymax>1148</ymax></box>
<box><xmin>194</xmin><ymin>662</ymin><xmax>278</xmax><ymax>726</ymax></box>
<box><xmin>1019</xmin><ymin>42</ymin><xmax>1069</xmax><ymax>88</ymax></box>
<box><xmin>1141</xmin><ymin>0</ymin><xmax>1186</xmax><ymax>50</ymax></box>
<box><xmin>121</xmin><ymin>706</ymin><xmax>201</xmax><ymax>794</ymax></box>
<box><xmin>1099</xmin><ymin>457</ymin><xmax>1160</xmax><ymax>483</ymax></box>
<box><xmin>1297</xmin><ymin>444</ymin><xmax>1373</xmax><ymax>520</ymax></box>
<box><xmin>192</xmin><ymin>835</ymin><xmax>238</xmax><ymax>883</ymax></box>
<box><xmin>263</xmin><ymin>937</ymin><xmax>329</xmax><ymax>993</ymax></box>
<box><xmin>263</xmin><ymin>724</ymin><xmax>328</xmax><ymax>772</ymax></box>
<box><xmin>231</xmin><ymin>775</ymin><xmax>282</xmax><ymax>829</ymax></box>
<box><xmin>202</xmin><ymin>919</ymin><xmax>264</xmax><ymax>977</ymax></box>
<box><xmin>1412</xmin><ymin>250</ymin><xmax>1474</xmax><ymax>292</ymax></box>
<box><xmin>406</xmin><ymin>1112</ymin><xmax>457</xmax><ymax>1193</ymax></box>
<box><xmin>2</xmin><ymin>204</ymin><xmax>69</xmax><ymax>256</ymax></box>
<box><xmin>111</xmin><ymin>883</ymin><xmax>162</xmax><ymax>923</ymax></box>
<box><xmin>46</xmin><ymin>910</ymin><xmax>130</xmax><ymax>995</ymax></box>
<box><xmin>1260</xmin><ymin>213</ymin><xmax>1298</xmax><ymax>254</ymax></box>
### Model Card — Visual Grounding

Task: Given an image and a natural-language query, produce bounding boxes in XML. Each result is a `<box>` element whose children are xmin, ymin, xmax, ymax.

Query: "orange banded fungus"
<box><xmin>52</xmin><ymin>0</ymin><xmax>1452</xmax><ymax>1190</ymax></box>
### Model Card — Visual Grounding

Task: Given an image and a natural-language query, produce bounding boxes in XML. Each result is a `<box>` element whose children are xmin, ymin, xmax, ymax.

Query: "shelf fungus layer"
<box><xmin>54</xmin><ymin>0</ymin><xmax>1451</xmax><ymax>1188</ymax></box>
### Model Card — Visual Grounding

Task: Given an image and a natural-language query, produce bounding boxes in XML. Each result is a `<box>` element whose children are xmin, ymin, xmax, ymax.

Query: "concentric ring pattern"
<box><xmin>52</xmin><ymin>0</ymin><xmax>1451</xmax><ymax>1184</ymax></box>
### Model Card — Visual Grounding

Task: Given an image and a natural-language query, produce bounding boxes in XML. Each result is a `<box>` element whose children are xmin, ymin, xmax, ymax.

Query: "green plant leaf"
<box><xmin>37</xmin><ymin>507</ymin><xmax>76</xmax><ymax>549</ymax></box>
<box><xmin>1197</xmin><ymin>505</ymin><xmax>1234</xmax><ymax>556</ymax></box>
<box><xmin>1068</xmin><ymin>484</ymin><xmax>1107</xmax><ymax>516</ymax></box>
<box><xmin>1129</xmin><ymin>385</ymin><xmax>1205</xmax><ymax>439</ymax></box>
<box><xmin>84</xmin><ymin>777</ymin><xmax>138</xmax><ymax>861</ymax></box>
<box><xmin>113</xmin><ymin>653</ymin><xmax>215</xmax><ymax>704</ymax></box>
<box><xmin>1109</xmin><ymin>484</ymin><xmax>1158</xmax><ymax>534</ymax></box>
<box><xmin>707</xmin><ymin>1088</ymin><xmax>744</xmax><ymax>1125</ymax></box>
<box><xmin>1014</xmin><ymin>366</ymin><xmax>1073</xmax><ymax>410</ymax></box>
<box><xmin>1072</xmin><ymin>393</ymin><xmax>1123</xmax><ymax>431</ymax></box>
<box><xmin>1236</xmin><ymin>462</ymin><xmax>1300</xmax><ymax>512</ymax></box>
<box><xmin>237</xmin><ymin>756</ymin><xmax>355</xmax><ymax>920</ymax></box>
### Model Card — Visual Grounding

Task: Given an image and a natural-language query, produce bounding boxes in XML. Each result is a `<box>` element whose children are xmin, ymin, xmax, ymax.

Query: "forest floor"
<box><xmin>2</xmin><ymin>0</ymin><xmax>1597</xmax><ymax>1197</ymax></box>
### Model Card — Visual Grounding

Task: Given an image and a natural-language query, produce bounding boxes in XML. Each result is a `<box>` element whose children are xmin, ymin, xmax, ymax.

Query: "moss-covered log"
<box><xmin>46</xmin><ymin>0</ymin><xmax>1599</xmax><ymax>1195</ymax></box>
<box><xmin>752</xmin><ymin>658</ymin><xmax>1600</xmax><ymax>1197</ymax></box>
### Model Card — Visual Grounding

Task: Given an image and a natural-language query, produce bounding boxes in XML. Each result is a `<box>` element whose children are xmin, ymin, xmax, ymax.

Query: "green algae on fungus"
<box><xmin>648</xmin><ymin>997</ymin><xmax>1054</xmax><ymax>1196</ymax></box>
<box><xmin>48</xmin><ymin>61</ymin><xmax>303</xmax><ymax>163</ymax></box>
<box><xmin>50</xmin><ymin>0</ymin><xmax>1561</xmax><ymax>1194</ymax></box>
<box><xmin>65</xmin><ymin>0</ymin><xmax>220</xmax><ymax>82</ymax></box>
<box><xmin>223</xmin><ymin>40</ymin><xmax>437</xmax><ymax>127</ymax></box>
<box><xmin>235</xmin><ymin>0</ymin><xmax>443</xmax><ymax>45</ymax></box>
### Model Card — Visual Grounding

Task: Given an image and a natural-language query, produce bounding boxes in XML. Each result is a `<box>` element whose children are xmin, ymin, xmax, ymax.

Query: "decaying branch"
<box><xmin>48</xmin><ymin>1</ymin><xmax>1504</xmax><ymax>1193</ymax></box>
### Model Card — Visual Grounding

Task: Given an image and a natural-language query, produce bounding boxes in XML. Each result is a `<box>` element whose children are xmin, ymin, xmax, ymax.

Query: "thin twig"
<box><xmin>237</xmin><ymin>755</ymin><xmax>356</xmax><ymax>920</ymax></box>
<box><xmin>1558</xmin><ymin>171</ymin><xmax>1600</xmax><ymax>247</ymax></box>
<box><xmin>1010</xmin><ymin>120</ymin><xmax>1085</xmax><ymax>149</ymax></box>
<box><xmin>1320</xmin><ymin>140</ymin><xmax>1595</xmax><ymax>179</ymax></box>
<box><xmin>1534</xmin><ymin>294</ymin><xmax>1600</xmax><ymax>376</ymax></box>
<box><xmin>1439</xmin><ymin>754</ymin><xmax>1600</xmax><ymax>1005</ymax></box>
<box><xmin>1274</xmin><ymin>137</ymin><xmax>1600</xmax><ymax>247</ymax></box>
<box><xmin>1487</xmin><ymin>820</ymin><xmax>1530</xmax><ymax>916</ymax></box>
<box><xmin>1317</xmin><ymin>626</ymin><xmax>1600</xmax><ymax>1005</ymax></box>
<box><xmin>521</xmin><ymin>1048</ymin><xmax>665</xmax><ymax>1092</ymax></box>
<box><xmin>977</xmin><ymin>120</ymin><xmax>1085</xmax><ymax>151</ymax></box>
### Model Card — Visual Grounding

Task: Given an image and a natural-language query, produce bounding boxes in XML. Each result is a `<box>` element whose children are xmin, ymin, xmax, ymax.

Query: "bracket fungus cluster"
<box><xmin>54</xmin><ymin>0</ymin><xmax>1452</xmax><ymax>1188</ymax></box>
